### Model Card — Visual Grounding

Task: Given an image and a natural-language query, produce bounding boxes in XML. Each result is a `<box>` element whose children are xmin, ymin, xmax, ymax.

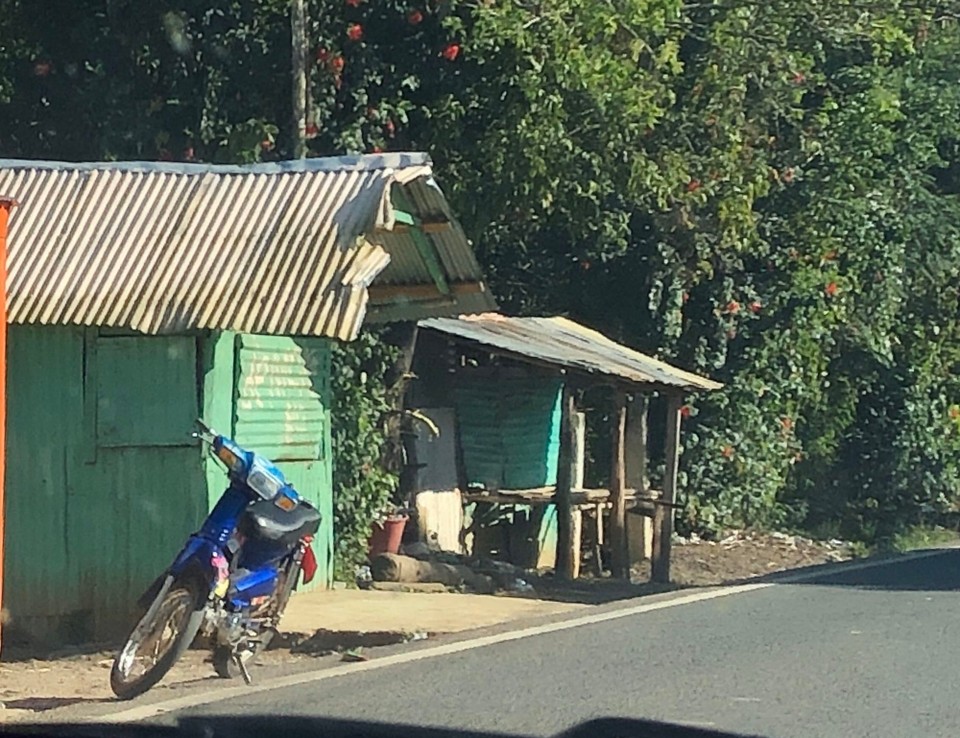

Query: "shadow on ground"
<box><xmin>0</xmin><ymin>697</ymin><xmax>110</xmax><ymax>711</ymax></box>
<box><xmin>515</xmin><ymin>547</ymin><xmax>960</xmax><ymax>605</ymax></box>
<box><xmin>520</xmin><ymin>575</ymin><xmax>683</xmax><ymax>605</ymax></box>
<box><xmin>271</xmin><ymin>628</ymin><xmax>421</xmax><ymax>654</ymax></box>
<box><xmin>755</xmin><ymin>547</ymin><xmax>960</xmax><ymax>592</ymax></box>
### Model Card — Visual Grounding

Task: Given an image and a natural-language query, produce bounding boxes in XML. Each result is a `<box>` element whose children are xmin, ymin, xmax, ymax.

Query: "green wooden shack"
<box><xmin>0</xmin><ymin>155</ymin><xmax>495</xmax><ymax>647</ymax></box>
<box><xmin>406</xmin><ymin>314</ymin><xmax>720</xmax><ymax>577</ymax></box>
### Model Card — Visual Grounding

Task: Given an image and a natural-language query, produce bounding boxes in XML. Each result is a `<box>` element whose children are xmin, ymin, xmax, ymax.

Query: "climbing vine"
<box><xmin>329</xmin><ymin>329</ymin><xmax>401</xmax><ymax>580</ymax></box>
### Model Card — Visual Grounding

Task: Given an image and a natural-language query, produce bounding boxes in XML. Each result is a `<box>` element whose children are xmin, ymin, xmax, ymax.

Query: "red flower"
<box><xmin>782</xmin><ymin>167</ymin><xmax>795</xmax><ymax>183</ymax></box>
<box><xmin>686</xmin><ymin>179</ymin><xmax>701</xmax><ymax>193</ymax></box>
<box><xmin>791</xmin><ymin>71</ymin><xmax>805</xmax><ymax>85</ymax></box>
<box><xmin>726</xmin><ymin>300</ymin><xmax>740</xmax><ymax>315</ymax></box>
<box><xmin>331</xmin><ymin>55</ymin><xmax>345</xmax><ymax>73</ymax></box>
<box><xmin>315</xmin><ymin>47</ymin><xmax>329</xmax><ymax>63</ymax></box>
<box><xmin>682</xmin><ymin>291</ymin><xmax>689</xmax><ymax>304</ymax></box>
<box><xmin>384</xmin><ymin>120</ymin><xmax>396</xmax><ymax>136</ymax></box>
<box><xmin>371</xmin><ymin>146</ymin><xmax>383</xmax><ymax>153</ymax></box>
<box><xmin>824</xmin><ymin>281</ymin><xmax>839</xmax><ymax>297</ymax></box>
<box><xmin>347</xmin><ymin>23</ymin><xmax>363</xmax><ymax>41</ymax></box>
<box><xmin>749</xmin><ymin>301</ymin><xmax>762</xmax><ymax>314</ymax></box>
<box><xmin>680</xmin><ymin>405</ymin><xmax>692</xmax><ymax>419</ymax></box>
<box><xmin>305</xmin><ymin>123</ymin><xmax>319</xmax><ymax>138</ymax></box>
<box><xmin>408</xmin><ymin>8</ymin><xmax>424</xmax><ymax>24</ymax></box>
<box><xmin>441</xmin><ymin>43</ymin><xmax>460</xmax><ymax>61</ymax></box>
<box><xmin>260</xmin><ymin>139</ymin><xmax>274</xmax><ymax>152</ymax></box>
<box><xmin>33</xmin><ymin>61</ymin><xmax>52</xmax><ymax>77</ymax></box>
<box><xmin>346</xmin><ymin>0</ymin><xmax>363</xmax><ymax>5</ymax></box>
<box><xmin>722</xmin><ymin>445</ymin><xmax>735</xmax><ymax>459</ymax></box>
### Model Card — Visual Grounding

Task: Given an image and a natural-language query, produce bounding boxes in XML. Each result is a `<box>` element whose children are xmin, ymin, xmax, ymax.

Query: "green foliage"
<box><xmin>3</xmin><ymin>0</ymin><xmax>960</xmax><ymax>549</ymax></box>
<box><xmin>328</xmin><ymin>330</ymin><xmax>401</xmax><ymax>580</ymax></box>
<box><xmin>891</xmin><ymin>525</ymin><xmax>958</xmax><ymax>553</ymax></box>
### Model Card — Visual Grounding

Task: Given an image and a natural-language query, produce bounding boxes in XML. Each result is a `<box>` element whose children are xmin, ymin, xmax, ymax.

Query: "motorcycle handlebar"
<box><xmin>193</xmin><ymin>418</ymin><xmax>217</xmax><ymax>444</ymax></box>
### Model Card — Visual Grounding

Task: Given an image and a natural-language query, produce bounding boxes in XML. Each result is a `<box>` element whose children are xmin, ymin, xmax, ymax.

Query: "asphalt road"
<box><xmin>133</xmin><ymin>549</ymin><xmax>960</xmax><ymax>738</ymax></box>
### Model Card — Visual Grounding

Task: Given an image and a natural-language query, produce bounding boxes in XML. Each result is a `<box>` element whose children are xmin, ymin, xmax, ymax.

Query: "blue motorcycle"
<box><xmin>110</xmin><ymin>419</ymin><xmax>321</xmax><ymax>700</ymax></box>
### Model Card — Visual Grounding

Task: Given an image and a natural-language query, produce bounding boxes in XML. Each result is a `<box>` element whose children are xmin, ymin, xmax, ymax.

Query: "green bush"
<box><xmin>329</xmin><ymin>330</ymin><xmax>401</xmax><ymax>581</ymax></box>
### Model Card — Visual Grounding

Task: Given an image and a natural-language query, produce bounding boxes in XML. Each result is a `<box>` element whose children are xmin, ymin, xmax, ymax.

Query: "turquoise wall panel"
<box><xmin>453</xmin><ymin>370</ymin><xmax>563</xmax><ymax>490</ymax></box>
<box><xmin>232</xmin><ymin>335</ymin><xmax>334</xmax><ymax>590</ymax></box>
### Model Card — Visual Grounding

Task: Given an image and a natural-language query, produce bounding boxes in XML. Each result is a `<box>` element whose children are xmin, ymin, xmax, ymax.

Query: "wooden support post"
<box><xmin>609</xmin><ymin>387</ymin><xmax>629</xmax><ymax>579</ymax></box>
<box><xmin>651</xmin><ymin>393</ymin><xmax>683</xmax><ymax>584</ymax></box>
<box><xmin>570</xmin><ymin>509</ymin><xmax>582</xmax><ymax>580</ymax></box>
<box><xmin>625</xmin><ymin>395</ymin><xmax>649</xmax><ymax>494</ymax></box>
<box><xmin>554</xmin><ymin>384</ymin><xmax>578</xmax><ymax>579</ymax></box>
<box><xmin>626</xmin><ymin>395</ymin><xmax>652</xmax><ymax>565</ymax></box>
<box><xmin>290</xmin><ymin>0</ymin><xmax>308</xmax><ymax>159</ymax></box>
<box><xmin>593</xmin><ymin>503</ymin><xmax>604</xmax><ymax>577</ymax></box>
<box><xmin>571</xmin><ymin>411</ymin><xmax>586</xmax><ymax>490</ymax></box>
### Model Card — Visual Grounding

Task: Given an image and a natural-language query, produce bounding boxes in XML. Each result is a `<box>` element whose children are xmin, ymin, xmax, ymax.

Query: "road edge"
<box><xmin>92</xmin><ymin>546</ymin><xmax>950</xmax><ymax>724</ymax></box>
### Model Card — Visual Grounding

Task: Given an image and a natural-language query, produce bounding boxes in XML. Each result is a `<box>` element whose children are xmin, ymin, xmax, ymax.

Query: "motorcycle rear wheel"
<box><xmin>110</xmin><ymin>581</ymin><xmax>206</xmax><ymax>700</ymax></box>
<box><xmin>212</xmin><ymin>628</ymin><xmax>277</xmax><ymax>679</ymax></box>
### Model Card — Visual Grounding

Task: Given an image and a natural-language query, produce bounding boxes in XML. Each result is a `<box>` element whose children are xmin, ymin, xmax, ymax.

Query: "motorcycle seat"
<box><xmin>242</xmin><ymin>498</ymin><xmax>322</xmax><ymax>547</ymax></box>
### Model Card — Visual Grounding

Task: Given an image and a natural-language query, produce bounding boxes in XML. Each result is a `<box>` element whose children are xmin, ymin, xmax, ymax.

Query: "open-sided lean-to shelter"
<box><xmin>0</xmin><ymin>154</ymin><xmax>495</xmax><ymax>647</ymax></box>
<box><xmin>407</xmin><ymin>314</ymin><xmax>720</xmax><ymax>582</ymax></box>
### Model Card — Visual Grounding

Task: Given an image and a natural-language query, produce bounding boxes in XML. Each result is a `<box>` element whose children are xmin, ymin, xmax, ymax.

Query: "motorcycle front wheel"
<box><xmin>110</xmin><ymin>580</ymin><xmax>206</xmax><ymax>700</ymax></box>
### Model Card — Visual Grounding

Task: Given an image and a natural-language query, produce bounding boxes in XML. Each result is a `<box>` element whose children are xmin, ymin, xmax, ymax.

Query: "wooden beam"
<box><xmin>391</xmin><ymin>193</ymin><xmax>450</xmax><ymax>295</ymax></box>
<box><xmin>367</xmin><ymin>281</ymin><xmax>486</xmax><ymax>303</ymax></box>
<box><xmin>420</xmin><ymin>221</ymin><xmax>453</xmax><ymax>233</ymax></box>
<box><xmin>609</xmin><ymin>387</ymin><xmax>629</xmax><ymax>579</ymax></box>
<box><xmin>377</xmin><ymin>221</ymin><xmax>451</xmax><ymax>236</ymax></box>
<box><xmin>554</xmin><ymin>384</ymin><xmax>578</xmax><ymax>580</ymax></box>
<box><xmin>652</xmin><ymin>393</ymin><xmax>683</xmax><ymax>583</ymax></box>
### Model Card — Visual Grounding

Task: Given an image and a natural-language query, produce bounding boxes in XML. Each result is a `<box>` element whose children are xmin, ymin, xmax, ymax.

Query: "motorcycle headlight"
<box><xmin>246</xmin><ymin>457</ymin><xmax>285</xmax><ymax>500</ymax></box>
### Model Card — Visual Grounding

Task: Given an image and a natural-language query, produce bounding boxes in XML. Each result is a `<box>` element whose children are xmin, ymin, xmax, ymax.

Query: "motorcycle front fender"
<box><xmin>136</xmin><ymin>574</ymin><xmax>169</xmax><ymax>610</ymax></box>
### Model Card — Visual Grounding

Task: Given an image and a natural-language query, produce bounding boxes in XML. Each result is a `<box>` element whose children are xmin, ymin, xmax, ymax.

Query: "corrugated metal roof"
<box><xmin>419</xmin><ymin>314</ymin><xmax>722</xmax><ymax>392</ymax></box>
<box><xmin>0</xmin><ymin>154</ymin><xmax>496</xmax><ymax>340</ymax></box>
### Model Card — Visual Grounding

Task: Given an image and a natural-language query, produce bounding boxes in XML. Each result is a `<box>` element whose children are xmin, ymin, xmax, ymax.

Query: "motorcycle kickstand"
<box><xmin>234</xmin><ymin>654</ymin><xmax>253</xmax><ymax>685</ymax></box>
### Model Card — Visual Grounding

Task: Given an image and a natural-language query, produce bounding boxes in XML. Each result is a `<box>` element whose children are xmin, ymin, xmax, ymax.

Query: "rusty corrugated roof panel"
<box><xmin>419</xmin><ymin>313</ymin><xmax>722</xmax><ymax>392</ymax></box>
<box><xmin>0</xmin><ymin>154</ymin><xmax>496</xmax><ymax>340</ymax></box>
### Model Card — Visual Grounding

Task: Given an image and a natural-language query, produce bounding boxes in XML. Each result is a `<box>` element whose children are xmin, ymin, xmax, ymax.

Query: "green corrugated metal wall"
<box><xmin>4</xmin><ymin>327</ymin><xmax>208</xmax><ymax>644</ymax></box>
<box><xmin>232</xmin><ymin>334</ymin><xmax>334</xmax><ymax>591</ymax></box>
<box><xmin>453</xmin><ymin>370</ymin><xmax>563</xmax><ymax>489</ymax></box>
<box><xmin>4</xmin><ymin>327</ymin><xmax>335</xmax><ymax>646</ymax></box>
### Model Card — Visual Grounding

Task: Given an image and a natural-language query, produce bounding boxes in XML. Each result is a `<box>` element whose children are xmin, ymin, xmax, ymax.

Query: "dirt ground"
<box><xmin>663</xmin><ymin>530</ymin><xmax>854</xmax><ymax>586</ymax></box>
<box><xmin>0</xmin><ymin>531</ymin><xmax>854</xmax><ymax>720</ymax></box>
<box><xmin>0</xmin><ymin>592</ymin><xmax>584</xmax><ymax>720</ymax></box>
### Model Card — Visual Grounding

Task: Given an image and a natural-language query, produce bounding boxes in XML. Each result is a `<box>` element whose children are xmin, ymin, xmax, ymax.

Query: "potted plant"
<box><xmin>368</xmin><ymin>502</ymin><xmax>411</xmax><ymax>558</ymax></box>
